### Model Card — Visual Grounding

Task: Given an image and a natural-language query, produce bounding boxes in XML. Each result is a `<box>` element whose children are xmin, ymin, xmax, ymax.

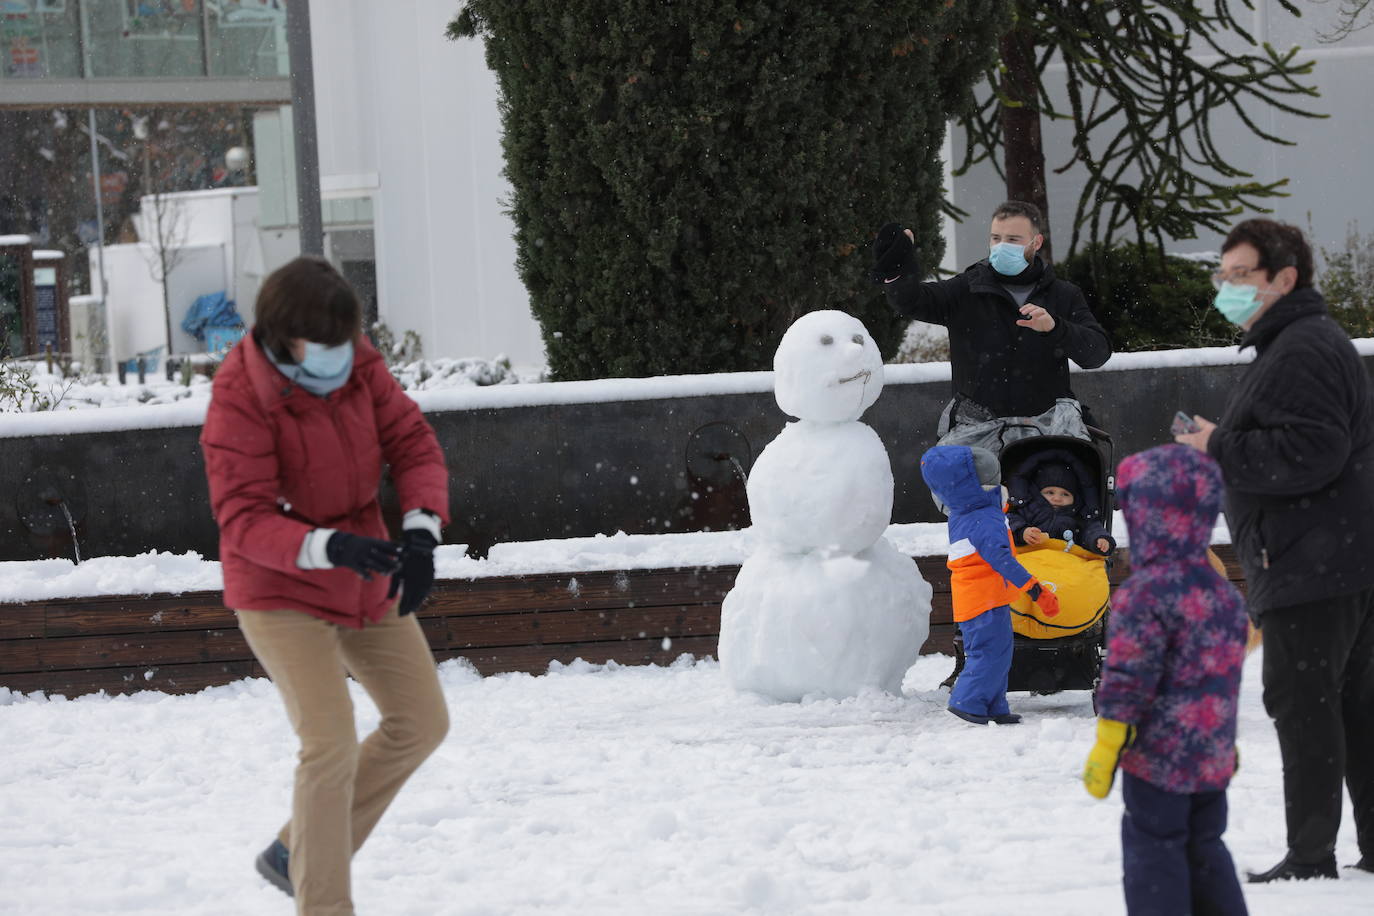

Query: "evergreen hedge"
<box><xmin>450</xmin><ymin>4</ymin><xmax>1000</xmax><ymax>380</ymax></box>
<box><xmin>1056</xmin><ymin>244</ymin><xmax>1239</xmax><ymax>352</ymax></box>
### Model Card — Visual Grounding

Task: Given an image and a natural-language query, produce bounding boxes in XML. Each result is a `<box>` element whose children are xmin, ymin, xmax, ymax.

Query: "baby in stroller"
<box><xmin>1007</xmin><ymin>449</ymin><xmax>1116</xmax><ymax>556</ymax></box>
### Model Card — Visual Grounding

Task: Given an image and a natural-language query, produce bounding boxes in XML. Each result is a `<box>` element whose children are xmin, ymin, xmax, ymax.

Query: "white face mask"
<box><xmin>299</xmin><ymin>340</ymin><xmax>354</xmax><ymax>378</ymax></box>
<box><xmin>989</xmin><ymin>242</ymin><xmax>1030</xmax><ymax>276</ymax></box>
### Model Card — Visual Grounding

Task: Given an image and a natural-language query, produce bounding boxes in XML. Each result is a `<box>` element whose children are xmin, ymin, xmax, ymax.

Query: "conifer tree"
<box><xmin>451</xmin><ymin>4</ymin><xmax>999</xmax><ymax>379</ymax></box>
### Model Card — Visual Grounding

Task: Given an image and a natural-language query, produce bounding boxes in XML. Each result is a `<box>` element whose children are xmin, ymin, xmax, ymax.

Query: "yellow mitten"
<box><xmin>1082</xmin><ymin>718</ymin><xmax>1136</xmax><ymax>799</ymax></box>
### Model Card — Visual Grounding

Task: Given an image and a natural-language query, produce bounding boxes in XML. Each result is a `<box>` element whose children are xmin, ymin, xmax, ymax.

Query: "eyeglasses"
<box><xmin>1210</xmin><ymin>265</ymin><xmax>1261</xmax><ymax>290</ymax></box>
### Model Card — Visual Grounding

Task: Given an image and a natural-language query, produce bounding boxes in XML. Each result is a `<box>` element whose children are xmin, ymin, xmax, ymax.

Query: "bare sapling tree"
<box><xmin>140</xmin><ymin>188</ymin><xmax>188</xmax><ymax>359</ymax></box>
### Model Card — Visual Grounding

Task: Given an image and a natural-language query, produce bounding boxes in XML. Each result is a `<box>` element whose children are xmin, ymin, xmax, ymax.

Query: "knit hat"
<box><xmin>1034</xmin><ymin>462</ymin><xmax>1078</xmax><ymax>498</ymax></box>
<box><xmin>969</xmin><ymin>446</ymin><xmax>1001</xmax><ymax>488</ymax></box>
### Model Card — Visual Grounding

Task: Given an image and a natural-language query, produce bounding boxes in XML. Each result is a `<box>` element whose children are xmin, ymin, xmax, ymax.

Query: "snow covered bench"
<box><xmin>0</xmin><ymin>545</ymin><xmax>1246</xmax><ymax>699</ymax></box>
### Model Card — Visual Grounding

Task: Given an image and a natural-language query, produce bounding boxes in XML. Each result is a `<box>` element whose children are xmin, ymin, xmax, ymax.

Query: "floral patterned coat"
<box><xmin>1096</xmin><ymin>444</ymin><xmax>1249</xmax><ymax>794</ymax></box>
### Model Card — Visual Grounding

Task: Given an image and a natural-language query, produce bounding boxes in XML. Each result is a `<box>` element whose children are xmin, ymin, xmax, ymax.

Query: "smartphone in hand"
<box><xmin>1171</xmin><ymin>410</ymin><xmax>1201</xmax><ymax>436</ymax></box>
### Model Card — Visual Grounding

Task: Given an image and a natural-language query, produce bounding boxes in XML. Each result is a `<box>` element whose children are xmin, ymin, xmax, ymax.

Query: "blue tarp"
<box><xmin>181</xmin><ymin>291</ymin><xmax>244</xmax><ymax>341</ymax></box>
<box><xmin>181</xmin><ymin>291</ymin><xmax>247</xmax><ymax>357</ymax></box>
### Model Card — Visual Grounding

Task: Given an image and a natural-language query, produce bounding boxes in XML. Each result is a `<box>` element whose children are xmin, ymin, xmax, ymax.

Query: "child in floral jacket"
<box><xmin>1083</xmin><ymin>444</ymin><xmax>1250</xmax><ymax>915</ymax></box>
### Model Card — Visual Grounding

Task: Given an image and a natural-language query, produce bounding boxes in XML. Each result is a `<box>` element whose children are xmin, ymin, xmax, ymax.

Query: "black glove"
<box><xmin>326</xmin><ymin>531</ymin><xmax>403</xmax><ymax>581</ymax></box>
<box><xmin>388</xmin><ymin>529</ymin><xmax>438</xmax><ymax>615</ymax></box>
<box><xmin>869</xmin><ymin>222</ymin><xmax>919</xmax><ymax>283</ymax></box>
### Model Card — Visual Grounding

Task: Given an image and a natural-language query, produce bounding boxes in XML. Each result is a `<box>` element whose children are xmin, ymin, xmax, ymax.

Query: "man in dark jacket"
<box><xmin>1176</xmin><ymin>218</ymin><xmax>1374</xmax><ymax>883</ymax></box>
<box><xmin>871</xmin><ymin>201</ymin><xmax>1111</xmax><ymax>421</ymax></box>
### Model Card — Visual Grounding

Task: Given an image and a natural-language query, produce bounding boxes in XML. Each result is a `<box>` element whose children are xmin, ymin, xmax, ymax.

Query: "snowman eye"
<box><xmin>852</xmin><ymin>334</ymin><xmax>864</xmax><ymax>345</ymax></box>
<box><xmin>820</xmin><ymin>335</ymin><xmax>834</xmax><ymax>345</ymax></box>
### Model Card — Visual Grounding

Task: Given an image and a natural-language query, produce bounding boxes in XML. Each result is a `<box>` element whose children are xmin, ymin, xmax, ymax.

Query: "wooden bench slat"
<box><xmin>432</xmin><ymin>634</ymin><xmax>723</xmax><ymax>677</ymax></box>
<box><xmin>440</xmin><ymin>603</ymin><xmax>723</xmax><ymax>649</ymax></box>
<box><xmin>42</xmin><ymin>595</ymin><xmax>235</xmax><ymax>637</ymax></box>
<box><xmin>429</xmin><ymin>566</ymin><xmax>739</xmax><ymax>615</ymax></box>
<box><xmin>0</xmin><ymin>605</ymin><xmax>45</xmax><ymax>639</ymax></box>
<box><xmin>0</xmin><ymin>628</ymin><xmax>254</xmax><ymax>674</ymax></box>
<box><xmin>0</xmin><ymin>660</ymin><xmax>262</xmax><ymax>697</ymax></box>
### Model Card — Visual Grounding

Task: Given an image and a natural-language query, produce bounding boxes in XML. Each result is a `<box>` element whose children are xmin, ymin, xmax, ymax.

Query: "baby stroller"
<box><xmin>941</xmin><ymin>423</ymin><xmax>1116</xmax><ymax>697</ymax></box>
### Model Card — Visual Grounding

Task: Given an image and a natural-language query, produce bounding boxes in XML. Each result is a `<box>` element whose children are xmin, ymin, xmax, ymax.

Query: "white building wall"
<box><xmin>304</xmin><ymin>0</ymin><xmax>543</xmax><ymax>367</ymax></box>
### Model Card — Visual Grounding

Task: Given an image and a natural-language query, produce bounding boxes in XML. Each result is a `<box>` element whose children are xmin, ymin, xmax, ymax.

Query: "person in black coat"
<box><xmin>1006</xmin><ymin>449</ymin><xmax>1115</xmax><ymax>555</ymax></box>
<box><xmin>871</xmin><ymin>200</ymin><xmax>1112</xmax><ymax>421</ymax></box>
<box><xmin>1176</xmin><ymin>218</ymin><xmax>1374</xmax><ymax>883</ymax></box>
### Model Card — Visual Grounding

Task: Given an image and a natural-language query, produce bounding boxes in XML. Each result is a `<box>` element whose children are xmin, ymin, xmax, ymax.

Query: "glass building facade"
<box><xmin>0</xmin><ymin>1</ymin><xmax>286</xmax><ymax>83</ymax></box>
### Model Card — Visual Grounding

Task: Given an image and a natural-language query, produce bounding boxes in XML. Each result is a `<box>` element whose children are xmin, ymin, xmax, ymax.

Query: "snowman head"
<box><xmin>774</xmin><ymin>310</ymin><xmax>885</xmax><ymax>422</ymax></box>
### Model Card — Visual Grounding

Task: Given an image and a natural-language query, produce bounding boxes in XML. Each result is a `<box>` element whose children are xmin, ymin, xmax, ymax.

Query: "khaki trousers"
<box><xmin>236</xmin><ymin>606</ymin><xmax>449</xmax><ymax>916</ymax></box>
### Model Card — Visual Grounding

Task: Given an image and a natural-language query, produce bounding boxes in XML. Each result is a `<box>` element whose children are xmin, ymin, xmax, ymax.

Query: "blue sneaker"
<box><xmin>255</xmin><ymin>839</ymin><xmax>293</xmax><ymax>897</ymax></box>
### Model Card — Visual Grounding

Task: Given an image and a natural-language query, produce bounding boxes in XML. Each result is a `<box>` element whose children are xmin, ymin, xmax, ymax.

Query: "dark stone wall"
<box><xmin>1</xmin><ymin>358</ymin><xmax>1360</xmax><ymax>562</ymax></box>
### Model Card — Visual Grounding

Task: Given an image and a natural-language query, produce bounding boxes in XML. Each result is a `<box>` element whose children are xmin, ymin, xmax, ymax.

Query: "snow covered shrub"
<box><xmin>449</xmin><ymin>4</ymin><xmax>999</xmax><ymax>380</ymax></box>
<box><xmin>891</xmin><ymin>320</ymin><xmax>951</xmax><ymax>364</ymax></box>
<box><xmin>0</xmin><ymin>358</ymin><xmax>70</xmax><ymax>411</ymax></box>
<box><xmin>388</xmin><ymin>355</ymin><xmax>527</xmax><ymax>390</ymax></box>
<box><xmin>371</xmin><ymin>322</ymin><xmax>424</xmax><ymax>367</ymax></box>
<box><xmin>1057</xmin><ymin>243</ymin><xmax>1238</xmax><ymax>351</ymax></box>
<box><xmin>1320</xmin><ymin>223</ymin><xmax>1374</xmax><ymax>339</ymax></box>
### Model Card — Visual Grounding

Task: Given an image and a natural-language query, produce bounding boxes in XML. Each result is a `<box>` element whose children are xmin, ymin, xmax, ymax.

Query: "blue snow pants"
<box><xmin>1121</xmin><ymin>772</ymin><xmax>1248</xmax><ymax>916</ymax></box>
<box><xmin>948</xmin><ymin>605</ymin><xmax>1012</xmax><ymax>718</ymax></box>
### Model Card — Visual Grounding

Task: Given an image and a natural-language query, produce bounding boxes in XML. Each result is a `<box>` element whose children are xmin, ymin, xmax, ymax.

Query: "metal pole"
<box><xmin>79</xmin><ymin>1</ymin><xmax>109</xmax><ymax>373</ymax></box>
<box><xmin>285</xmin><ymin>0</ymin><xmax>323</xmax><ymax>257</ymax></box>
<box><xmin>87</xmin><ymin>108</ymin><xmax>109</xmax><ymax>374</ymax></box>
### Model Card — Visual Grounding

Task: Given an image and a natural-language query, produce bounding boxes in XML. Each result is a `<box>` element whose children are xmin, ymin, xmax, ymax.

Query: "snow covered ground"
<box><xmin>1</xmin><ymin>652</ymin><xmax>1366</xmax><ymax>915</ymax></box>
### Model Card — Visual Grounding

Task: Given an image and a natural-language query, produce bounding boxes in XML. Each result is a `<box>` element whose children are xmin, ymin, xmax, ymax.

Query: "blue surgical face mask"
<box><xmin>1212</xmin><ymin>282</ymin><xmax>1265</xmax><ymax>326</ymax></box>
<box><xmin>989</xmin><ymin>241</ymin><xmax>1030</xmax><ymax>276</ymax></box>
<box><xmin>299</xmin><ymin>340</ymin><xmax>354</xmax><ymax>378</ymax></box>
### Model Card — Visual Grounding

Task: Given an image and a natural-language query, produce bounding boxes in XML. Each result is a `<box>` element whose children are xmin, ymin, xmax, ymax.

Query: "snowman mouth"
<box><xmin>837</xmin><ymin>370</ymin><xmax>871</xmax><ymax>385</ymax></box>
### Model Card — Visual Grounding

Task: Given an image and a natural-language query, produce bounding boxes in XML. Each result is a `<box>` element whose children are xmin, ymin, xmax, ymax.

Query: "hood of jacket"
<box><xmin>1117</xmin><ymin>444</ymin><xmax>1223</xmax><ymax>566</ymax></box>
<box><xmin>920</xmin><ymin>445</ymin><xmax>1001</xmax><ymax>514</ymax></box>
<box><xmin>1008</xmin><ymin>447</ymin><xmax>1103</xmax><ymax>520</ymax></box>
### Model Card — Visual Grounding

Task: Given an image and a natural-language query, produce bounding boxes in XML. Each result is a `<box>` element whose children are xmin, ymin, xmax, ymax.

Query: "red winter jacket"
<box><xmin>201</xmin><ymin>332</ymin><xmax>449</xmax><ymax>627</ymax></box>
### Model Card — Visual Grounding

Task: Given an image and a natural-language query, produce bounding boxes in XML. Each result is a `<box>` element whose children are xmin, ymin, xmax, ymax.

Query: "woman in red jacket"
<box><xmin>201</xmin><ymin>256</ymin><xmax>450</xmax><ymax>914</ymax></box>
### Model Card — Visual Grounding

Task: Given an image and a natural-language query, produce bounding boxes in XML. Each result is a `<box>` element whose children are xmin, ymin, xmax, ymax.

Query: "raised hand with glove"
<box><xmin>1027</xmin><ymin>581</ymin><xmax>1060</xmax><ymax>618</ymax></box>
<box><xmin>1082</xmin><ymin>718</ymin><xmax>1137</xmax><ymax>799</ymax></box>
<box><xmin>388</xmin><ymin>509</ymin><xmax>441</xmax><ymax>615</ymax></box>
<box><xmin>869</xmin><ymin>222</ymin><xmax>919</xmax><ymax>284</ymax></box>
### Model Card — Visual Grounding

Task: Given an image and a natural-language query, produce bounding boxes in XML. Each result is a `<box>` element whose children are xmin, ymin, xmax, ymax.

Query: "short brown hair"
<box><xmin>1221</xmin><ymin>219</ymin><xmax>1313</xmax><ymax>289</ymax></box>
<box><xmin>991</xmin><ymin>200</ymin><xmax>1043</xmax><ymax>234</ymax></box>
<box><xmin>252</xmin><ymin>256</ymin><xmax>362</xmax><ymax>362</ymax></box>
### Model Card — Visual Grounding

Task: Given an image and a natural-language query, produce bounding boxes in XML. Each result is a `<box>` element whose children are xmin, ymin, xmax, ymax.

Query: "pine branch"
<box><xmin>960</xmin><ymin>0</ymin><xmax>1325</xmax><ymax>254</ymax></box>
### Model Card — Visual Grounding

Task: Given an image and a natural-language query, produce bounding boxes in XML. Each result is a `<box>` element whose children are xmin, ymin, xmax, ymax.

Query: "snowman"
<box><xmin>718</xmin><ymin>310</ymin><xmax>932</xmax><ymax>700</ymax></box>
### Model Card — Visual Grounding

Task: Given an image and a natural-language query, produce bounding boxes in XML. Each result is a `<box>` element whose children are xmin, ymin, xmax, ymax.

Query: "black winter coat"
<box><xmin>884</xmin><ymin>257</ymin><xmax>1111</xmax><ymax>417</ymax></box>
<box><xmin>1006</xmin><ymin>448</ymin><xmax>1115</xmax><ymax>553</ymax></box>
<box><xmin>1208</xmin><ymin>287</ymin><xmax>1374</xmax><ymax>617</ymax></box>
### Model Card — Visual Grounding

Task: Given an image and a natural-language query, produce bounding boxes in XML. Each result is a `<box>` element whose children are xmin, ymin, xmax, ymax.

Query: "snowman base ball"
<box><xmin>718</xmin><ymin>538</ymin><xmax>932</xmax><ymax>701</ymax></box>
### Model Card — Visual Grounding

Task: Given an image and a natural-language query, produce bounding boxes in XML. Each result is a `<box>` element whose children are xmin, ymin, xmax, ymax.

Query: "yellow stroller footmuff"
<box><xmin>1010</xmin><ymin>538</ymin><xmax>1110</xmax><ymax>639</ymax></box>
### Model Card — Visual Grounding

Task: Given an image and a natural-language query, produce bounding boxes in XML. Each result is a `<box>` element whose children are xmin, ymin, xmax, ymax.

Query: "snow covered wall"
<box><xmin>2</xmin><ymin>350</ymin><xmax>1370</xmax><ymax>563</ymax></box>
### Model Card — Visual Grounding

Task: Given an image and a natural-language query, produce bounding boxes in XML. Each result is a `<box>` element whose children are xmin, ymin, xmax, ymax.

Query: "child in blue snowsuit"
<box><xmin>920</xmin><ymin>445</ymin><xmax>1060</xmax><ymax>725</ymax></box>
<box><xmin>1084</xmin><ymin>444</ymin><xmax>1249</xmax><ymax>915</ymax></box>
